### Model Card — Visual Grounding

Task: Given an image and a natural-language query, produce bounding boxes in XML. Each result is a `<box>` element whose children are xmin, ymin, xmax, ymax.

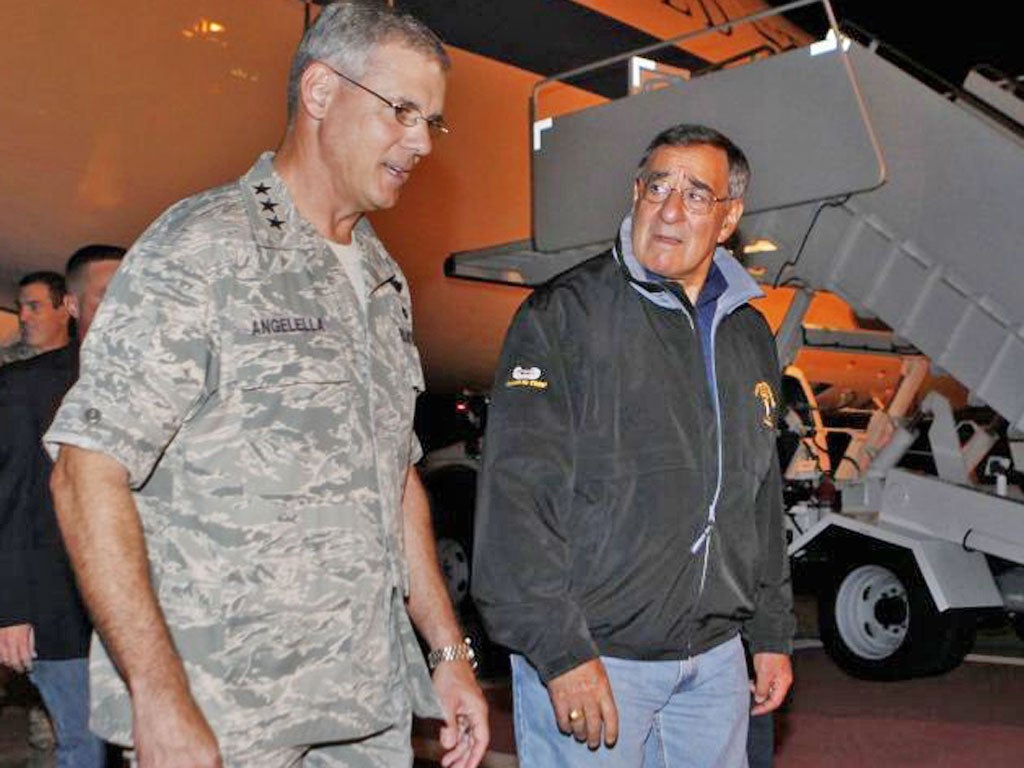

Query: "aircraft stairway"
<box><xmin>444</xmin><ymin>3</ymin><xmax>1024</xmax><ymax>431</ymax></box>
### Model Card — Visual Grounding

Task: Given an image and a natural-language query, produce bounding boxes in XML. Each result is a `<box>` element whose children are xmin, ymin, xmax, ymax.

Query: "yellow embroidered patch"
<box><xmin>505</xmin><ymin>379</ymin><xmax>549</xmax><ymax>389</ymax></box>
<box><xmin>754</xmin><ymin>381</ymin><xmax>776</xmax><ymax>428</ymax></box>
<box><xmin>505</xmin><ymin>365</ymin><xmax>548</xmax><ymax>390</ymax></box>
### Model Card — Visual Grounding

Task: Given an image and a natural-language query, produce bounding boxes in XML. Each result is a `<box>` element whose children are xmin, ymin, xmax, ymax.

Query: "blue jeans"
<box><xmin>30</xmin><ymin>658</ymin><xmax>106</xmax><ymax>768</ymax></box>
<box><xmin>512</xmin><ymin>634</ymin><xmax>749</xmax><ymax>768</ymax></box>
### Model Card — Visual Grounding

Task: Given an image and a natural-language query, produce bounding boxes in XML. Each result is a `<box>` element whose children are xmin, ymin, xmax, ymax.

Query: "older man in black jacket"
<box><xmin>474</xmin><ymin>124</ymin><xmax>794</xmax><ymax>768</ymax></box>
<box><xmin>0</xmin><ymin>245</ymin><xmax>124</xmax><ymax>766</ymax></box>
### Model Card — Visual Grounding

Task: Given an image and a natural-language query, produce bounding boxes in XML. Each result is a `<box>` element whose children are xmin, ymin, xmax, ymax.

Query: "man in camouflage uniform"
<box><xmin>46</xmin><ymin>3</ymin><xmax>487</xmax><ymax>767</ymax></box>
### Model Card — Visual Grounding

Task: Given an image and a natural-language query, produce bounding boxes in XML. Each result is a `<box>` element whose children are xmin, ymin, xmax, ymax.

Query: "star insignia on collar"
<box><xmin>260</xmin><ymin>200</ymin><xmax>278</xmax><ymax>212</ymax></box>
<box><xmin>253</xmin><ymin>183</ymin><xmax>270</xmax><ymax>196</ymax></box>
<box><xmin>268</xmin><ymin>216</ymin><xmax>285</xmax><ymax>230</ymax></box>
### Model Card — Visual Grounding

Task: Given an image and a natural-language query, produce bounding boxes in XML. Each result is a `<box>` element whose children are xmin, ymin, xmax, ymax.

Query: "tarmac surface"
<box><xmin>3</xmin><ymin>594</ymin><xmax>1022</xmax><ymax>767</ymax></box>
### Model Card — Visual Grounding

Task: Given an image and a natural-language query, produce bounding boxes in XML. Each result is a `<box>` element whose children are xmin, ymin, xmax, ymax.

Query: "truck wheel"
<box><xmin>436</xmin><ymin>536</ymin><xmax>471</xmax><ymax>607</ymax></box>
<box><xmin>819</xmin><ymin>555</ymin><xmax>976</xmax><ymax>680</ymax></box>
<box><xmin>423</xmin><ymin>466</ymin><xmax>477</xmax><ymax>608</ymax></box>
<box><xmin>1013</xmin><ymin>614</ymin><xmax>1024</xmax><ymax>643</ymax></box>
<box><xmin>422</xmin><ymin>464</ymin><xmax>512</xmax><ymax>678</ymax></box>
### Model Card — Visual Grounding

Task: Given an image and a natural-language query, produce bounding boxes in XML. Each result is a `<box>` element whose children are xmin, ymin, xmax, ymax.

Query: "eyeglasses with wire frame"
<box><xmin>320</xmin><ymin>62</ymin><xmax>450</xmax><ymax>135</ymax></box>
<box><xmin>637</xmin><ymin>174</ymin><xmax>734</xmax><ymax>216</ymax></box>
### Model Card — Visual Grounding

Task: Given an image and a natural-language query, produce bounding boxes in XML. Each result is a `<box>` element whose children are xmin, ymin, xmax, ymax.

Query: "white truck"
<box><xmin>776</xmin><ymin>328</ymin><xmax>1022</xmax><ymax>679</ymax></box>
<box><xmin>433</xmin><ymin>0</ymin><xmax>1024</xmax><ymax>679</ymax></box>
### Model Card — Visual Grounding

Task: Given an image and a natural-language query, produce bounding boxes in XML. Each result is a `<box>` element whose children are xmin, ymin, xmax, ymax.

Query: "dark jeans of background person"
<box><xmin>747</xmin><ymin>712</ymin><xmax>774</xmax><ymax>768</ymax></box>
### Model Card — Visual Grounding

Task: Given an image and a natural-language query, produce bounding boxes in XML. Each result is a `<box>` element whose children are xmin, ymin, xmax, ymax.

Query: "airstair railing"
<box><xmin>526</xmin><ymin>0</ymin><xmax>888</xmax><ymax>254</ymax></box>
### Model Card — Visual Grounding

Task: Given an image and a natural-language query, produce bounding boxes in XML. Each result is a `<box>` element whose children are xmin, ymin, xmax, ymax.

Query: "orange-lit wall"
<box><xmin>1</xmin><ymin>0</ymin><xmax>932</xmax><ymax>401</ymax></box>
<box><xmin>373</xmin><ymin>0</ymin><xmax>816</xmax><ymax>390</ymax></box>
<box><xmin>0</xmin><ymin>311</ymin><xmax>17</xmax><ymax>347</ymax></box>
<box><xmin>0</xmin><ymin>0</ymin><xmax>300</xmax><ymax>287</ymax></box>
<box><xmin>577</xmin><ymin>0</ymin><xmax>809</xmax><ymax>61</ymax></box>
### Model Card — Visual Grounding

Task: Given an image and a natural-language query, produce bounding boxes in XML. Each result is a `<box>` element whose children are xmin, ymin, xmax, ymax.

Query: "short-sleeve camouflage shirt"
<box><xmin>45</xmin><ymin>153</ymin><xmax>442</xmax><ymax>747</ymax></box>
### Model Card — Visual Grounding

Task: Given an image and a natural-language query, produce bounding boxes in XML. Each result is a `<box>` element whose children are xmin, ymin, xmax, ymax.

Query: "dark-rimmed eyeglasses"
<box><xmin>638</xmin><ymin>174</ymin><xmax>733</xmax><ymax>216</ymax></box>
<box><xmin>320</xmin><ymin>62</ymin><xmax>449</xmax><ymax>136</ymax></box>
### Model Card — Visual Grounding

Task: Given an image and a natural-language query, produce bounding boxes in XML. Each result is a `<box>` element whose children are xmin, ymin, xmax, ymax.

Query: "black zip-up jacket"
<box><xmin>0</xmin><ymin>345</ymin><xmax>92</xmax><ymax>659</ymax></box>
<box><xmin>473</xmin><ymin>239</ymin><xmax>794</xmax><ymax>682</ymax></box>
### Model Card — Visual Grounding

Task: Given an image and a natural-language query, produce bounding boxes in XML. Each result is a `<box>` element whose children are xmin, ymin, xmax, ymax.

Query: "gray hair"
<box><xmin>637</xmin><ymin>123</ymin><xmax>751</xmax><ymax>199</ymax></box>
<box><xmin>287</xmin><ymin>1</ymin><xmax>450</xmax><ymax>121</ymax></box>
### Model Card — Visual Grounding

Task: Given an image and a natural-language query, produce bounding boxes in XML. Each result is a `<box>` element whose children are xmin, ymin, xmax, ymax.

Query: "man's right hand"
<box><xmin>131</xmin><ymin>683</ymin><xmax>221</xmax><ymax>768</ymax></box>
<box><xmin>546</xmin><ymin>658</ymin><xmax>619</xmax><ymax>750</ymax></box>
<box><xmin>0</xmin><ymin>624</ymin><xmax>35</xmax><ymax>673</ymax></box>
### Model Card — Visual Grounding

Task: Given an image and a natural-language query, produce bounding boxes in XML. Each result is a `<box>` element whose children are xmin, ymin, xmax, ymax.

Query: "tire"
<box><xmin>435</xmin><ymin>535</ymin><xmax>471</xmax><ymax>608</ymax></box>
<box><xmin>422</xmin><ymin>463</ymin><xmax>512</xmax><ymax>679</ymax></box>
<box><xmin>423</xmin><ymin>466</ymin><xmax>478</xmax><ymax>608</ymax></box>
<box><xmin>1013</xmin><ymin>613</ymin><xmax>1024</xmax><ymax>643</ymax></box>
<box><xmin>818</xmin><ymin>552</ymin><xmax>976</xmax><ymax>680</ymax></box>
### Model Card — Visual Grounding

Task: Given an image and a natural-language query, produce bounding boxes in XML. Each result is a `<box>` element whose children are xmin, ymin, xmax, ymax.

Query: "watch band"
<box><xmin>427</xmin><ymin>638</ymin><xmax>478</xmax><ymax>671</ymax></box>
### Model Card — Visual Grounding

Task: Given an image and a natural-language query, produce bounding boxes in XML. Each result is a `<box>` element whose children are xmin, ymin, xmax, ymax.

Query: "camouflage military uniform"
<box><xmin>45</xmin><ymin>153</ymin><xmax>443</xmax><ymax>753</ymax></box>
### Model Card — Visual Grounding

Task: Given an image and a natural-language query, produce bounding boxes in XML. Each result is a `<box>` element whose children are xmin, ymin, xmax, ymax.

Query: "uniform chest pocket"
<box><xmin>366</xmin><ymin>290</ymin><xmax>422</xmax><ymax>449</ymax></box>
<box><xmin>239</xmin><ymin>376</ymin><xmax>365</xmax><ymax>517</ymax></box>
<box><xmin>369</xmin><ymin>289</ymin><xmax>420</xmax><ymax>383</ymax></box>
<box><xmin>227</xmin><ymin>248</ymin><xmax>359</xmax><ymax>390</ymax></box>
<box><xmin>403</xmin><ymin>340</ymin><xmax>425</xmax><ymax>393</ymax></box>
<box><xmin>235</xmin><ymin>316</ymin><xmax>353</xmax><ymax>390</ymax></box>
<box><xmin>235</xmin><ymin>314</ymin><xmax>363</xmax><ymax>515</ymax></box>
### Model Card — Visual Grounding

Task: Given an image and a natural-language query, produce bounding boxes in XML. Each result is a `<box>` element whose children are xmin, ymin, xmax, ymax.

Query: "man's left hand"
<box><xmin>750</xmin><ymin>652</ymin><xmax>792</xmax><ymax>715</ymax></box>
<box><xmin>0</xmin><ymin>624</ymin><xmax>35</xmax><ymax>673</ymax></box>
<box><xmin>432</xmin><ymin>659</ymin><xmax>489</xmax><ymax>768</ymax></box>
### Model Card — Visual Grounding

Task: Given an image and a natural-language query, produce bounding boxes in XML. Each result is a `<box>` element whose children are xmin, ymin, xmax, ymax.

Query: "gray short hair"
<box><xmin>287</xmin><ymin>1</ymin><xmax>450</xmax><ymax>121</ymax></box>
<box><xmin>637</xmin><ymin>124</ymin><xmax>751</xmax><ymax>199</ymax></box>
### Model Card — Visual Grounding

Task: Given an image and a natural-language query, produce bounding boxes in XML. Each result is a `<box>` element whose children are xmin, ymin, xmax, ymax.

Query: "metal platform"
<box><xmin>445</xmin><ymin>4</ymin><xmax>1023</xmax><ymax>430</ymax></box>
<box><xmin>741</xmin><ymin>40</ymin><xmax>1024</xmax><ymax>431</ymax></box>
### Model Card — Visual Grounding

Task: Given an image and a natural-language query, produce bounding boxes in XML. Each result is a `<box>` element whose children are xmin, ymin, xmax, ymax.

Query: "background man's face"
<box><xmin>631</xmin><ymin>143</ymin><xmax>743</xmax><ymax>293</ymax></box>
<box><xmin>318</xmin><ymin>41</ymin><xmax>446</xmax><ymax>214</ymax></box>
<box><xmin>16</xmin><ymin>282</ymin><xmax>69</xmax><ymax>351</ymax></box>
<box><xmin>68</xmin><ymin>259</ymin><xmax>121</xmax><ymax>340</ymax></box>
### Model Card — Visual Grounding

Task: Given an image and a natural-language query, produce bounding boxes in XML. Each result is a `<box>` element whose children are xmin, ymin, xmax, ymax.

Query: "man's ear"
<box><xmin>717</xmin><ymin>199</ymin><xmax>744</xmax><ymax>244</ymax></box>
<box><xmin>64</xmin><ymin>293</ymin><xmax>80</xmax><ymax>321</ymax></box>
<box><xmin>299</xmin><ymin>62</ymin><xmax>335</xmax><ymax>120</ymax></box>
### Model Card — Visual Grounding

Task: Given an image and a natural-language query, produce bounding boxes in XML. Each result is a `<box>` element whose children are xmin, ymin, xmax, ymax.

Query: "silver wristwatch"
<box><xmin>427</xmin><ymin>637</ymin><xmax>478</xmax><ymax>671</ymax></box>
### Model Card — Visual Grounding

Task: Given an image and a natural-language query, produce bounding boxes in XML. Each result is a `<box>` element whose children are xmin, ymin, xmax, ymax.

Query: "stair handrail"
<box><xmin>529</xmin><ymin>0</ymin><xmax>887</xmax><ymax>190</ymax></box>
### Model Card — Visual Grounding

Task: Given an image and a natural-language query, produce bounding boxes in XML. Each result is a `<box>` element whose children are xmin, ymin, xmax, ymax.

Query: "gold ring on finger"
<box><xmin>568</xmin><ymin>709</ymin><xmax>582</xmax><ymax>722</ymax></box>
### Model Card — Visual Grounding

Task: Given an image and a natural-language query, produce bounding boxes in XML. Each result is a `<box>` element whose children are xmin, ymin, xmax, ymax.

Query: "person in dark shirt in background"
<box><xmin>0</xmin><ymin>271</ymin><xmax>71</xmax><ymax>367</ymax></box>
<box><xmin>0</xmin><ymin>245</ymin><xmax>125</xmax><ymax>767</ymax></box>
